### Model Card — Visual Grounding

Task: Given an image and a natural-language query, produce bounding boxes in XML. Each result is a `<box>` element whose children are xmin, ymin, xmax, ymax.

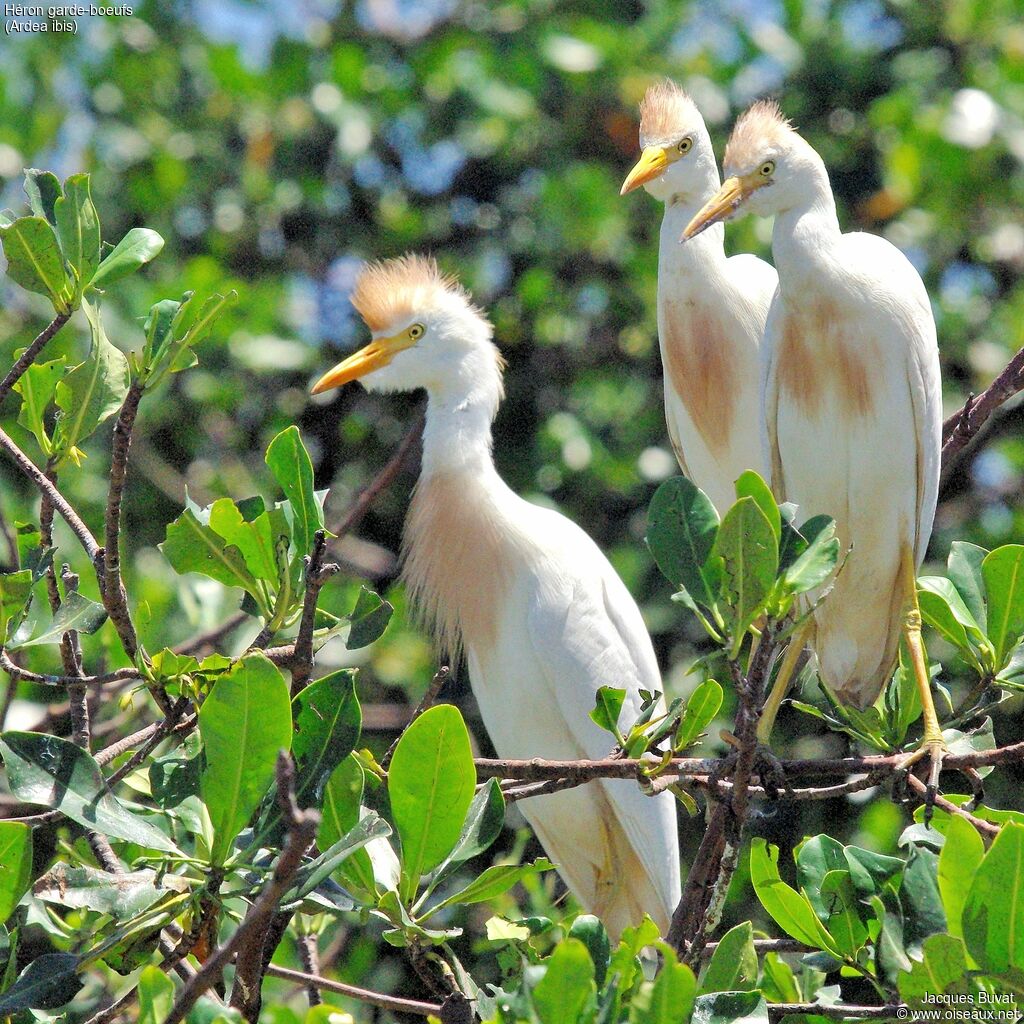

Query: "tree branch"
<box><xmin>381</xmin><ymin>665</ymin><xmax>451</xmax><ymax>770</ymax></box>
<box><xmin>289</xmin><ymin>530</ymin><xmax>340</xmax><ymax>692</ymax></box>
<box><xmin>0</xmin><ymin>311</ymin><xmax>71</xmax><ymax>407</ymax></box>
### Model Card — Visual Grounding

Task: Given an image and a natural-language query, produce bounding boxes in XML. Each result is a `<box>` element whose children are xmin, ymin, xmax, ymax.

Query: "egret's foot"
<box><xmin>753</xmin><ymin>743</ymin><xmax>792</xmax><ymax>800</ymax></box>
<box><xmin>895</xmin><ymin>737</ymin><xmax>947</xmax><ymax>824</ymax></box>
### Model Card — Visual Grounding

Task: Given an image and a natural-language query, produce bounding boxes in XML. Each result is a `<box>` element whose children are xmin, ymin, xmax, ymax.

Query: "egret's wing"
<box><xmin>906</xmin><ymin>320</ymin><xmax>942</xmax><ymax>567</ymax></box>
<box><xmin>524</xmin><ymin>557</ymin><xmax>680</xmax><ymax>917</ymax></box>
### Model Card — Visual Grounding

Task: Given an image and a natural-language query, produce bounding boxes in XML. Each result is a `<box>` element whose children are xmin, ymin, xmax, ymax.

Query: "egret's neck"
<box><xmin>420</xmin><ymin>349</ymin><xmax>503</xmax><ymax>480</ymax></box>
<box><xmin>770</xmin><ymin>168</ymin><xmax>842</xmax><ymax>290</ymax></box>
<box><xmin>659</xmin><ymin>195</ymin><xmax>727</xmax><ymax>294</ymax></box>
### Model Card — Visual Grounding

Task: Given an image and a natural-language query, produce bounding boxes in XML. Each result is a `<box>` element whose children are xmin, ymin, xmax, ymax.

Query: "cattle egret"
<box><xmin>312</xmin><ymin>255</ymin><xmax>681</xmax><ymax>936</ymax></box>
<box><xmin>620</xmin><ymin>80</ymin><xmax>777</xmax><ymax>513</ymax></box>
<box><xmin>683</xmin><ymin>102</ymin><xmax>943</xmax><ymax>781</ymax></box>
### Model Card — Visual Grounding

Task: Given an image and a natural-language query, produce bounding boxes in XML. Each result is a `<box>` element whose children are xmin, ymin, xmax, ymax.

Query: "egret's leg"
<box><xmin>756</xmin><ymin>618</ymin><xmax>813</xmax><ymax>745</ymax></box>
<box><xmin>895</xmin><ymin>543</ymin><xmax>946</xmax><ymax>811</ymax></box>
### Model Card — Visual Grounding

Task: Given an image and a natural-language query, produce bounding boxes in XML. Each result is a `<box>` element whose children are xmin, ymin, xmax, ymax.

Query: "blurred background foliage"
<box><xmin>1</xmin><ymin>0</ymin><xmax>1023</xmax><ymax>1015</ymax></box>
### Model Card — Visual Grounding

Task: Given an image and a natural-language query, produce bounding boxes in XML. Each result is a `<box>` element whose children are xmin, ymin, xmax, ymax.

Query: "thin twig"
<box><xmin>381</xmin><ymin>665</ymin><xmax>451</xmax><ymax>770</ymax></box>
<box><xmin>905</xmin><ymin>773</ymin><xmax>999</xmax><ymax>840</ymax></box>
<box><xmin>289</xmin><ymin>531</ymin><xmax>340</xmax><ymax>692</ymax></box>
<box><xmin>102</xmin><ymin>381</ymin><xmax>144</xmax><ymax>661</ymax></box>
<box><xmin>261</xmin><ymin>962</ymin><xmax>442</xmax><ymax>1017</ymax></box>
<box><xmin>942</xmin><ymin>342</ymin><xmax>1024</xmax><ymax>473</ymax></box>
<box><xmin>767</xmin><ymin>1003</ymin><xmax>907</xmax><ymax>1022</ymax></box>
<box><xmin>166</xmin><ymin>753</ymin><xmax>319</xmax><ymax>1024</ymax></box>
<box><xmin>297</xmin><ymin>932</ymin><xmax>323</xmax><ymax>1008</ymax></box>
<box><xmin>0</xmin><ymin>311</ymin><xmax>71</xmax><ymax>406</ymax></box>
<box><xmin>0</xmin><ymin>426</ymin><xmax>99</xmax><ymax>559</ymax></box>
<box><xmin>329</xmin><ymin>413</ymin><xmax>424</xmax><ymax>542</ymax></box>
<box><xmin>0</xmin><ymin>649</ymin><xmax>142</xmax><ymax>687</ymax></box>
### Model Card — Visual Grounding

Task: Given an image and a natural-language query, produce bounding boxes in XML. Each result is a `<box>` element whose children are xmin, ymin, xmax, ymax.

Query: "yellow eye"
<box><xmin>678</xmin><ymin>137</ymin><xmax>693</xmax><ymax>155</ymax></box>
<box><xmin>760</xmin><ymin>160</ymin><xmax>775</xmax><ymax>177</ymax></box>
<box><xmin>408</xmin><ymin>323</ymin><xmax>425</xmax><ymax>340</ymax></box>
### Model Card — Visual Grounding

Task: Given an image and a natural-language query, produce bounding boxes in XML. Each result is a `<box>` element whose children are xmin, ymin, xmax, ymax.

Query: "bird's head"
<box><xmin>620</xmin><ymin>80</ymin><xmax>717</xmax><ymax>202</ymax></box>
<box><xmin>311</xmin><ymin>254</ymin><xmax>502</xmax><ymax>405</ymax></box>
<box><xmin>683</xmin><ymin>99</ymin><xmax>817</xmax><ymax>239</ymax></box>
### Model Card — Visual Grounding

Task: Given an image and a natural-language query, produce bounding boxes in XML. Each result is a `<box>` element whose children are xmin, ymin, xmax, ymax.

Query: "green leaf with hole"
<box><xmin>90</xmin><ymin>227</ymin><xmax>164</xmax><ymax>290</ymax></box>
<box><xmin>199</xmin><ymin>653</ymin><xmax>292</xmax><ymax>866</ymax></box>
<box><xmin>749</xmin><ymin>838</ymin><xmax>840</xmax><ymax>955</ymax></box>
<box><xmin>532</xmin><ymin>937</ymin><xmax>595</xmax><ymax>1024</ymax></box>
<box><xmin>0</xmin><ymin>732</ymin><xmax>177</xmax><ymax>853</ymax></box>
<box><xmin>982</xmin><ymin>545</ymin><xmax>1024</xmax><ymax>667</ymax></box>
<box><xmin>18</xmin><ymin>591</ymin><xmax>107</xmax><ymax>648</ymax></box>
<box><xmin>962</xmin><ymin>820</ymin><xmax>1024</xmax><ymax>974</ymax></box>
<box><xmin>390</xmin><ymin>705</ymin><xmax>476</xmax><ymax>902</ymax></box>
<box><xmin>54</xmin><ymin>298</ymin><xmax>129</xmax><ymax>456</ymax></box>
<box><xmin>0</xmin><ymin>216</ymin><xmax>69</xmax><ymax>310</ymax></box>
<box><xmin>0</xmin><ymin>953</ymin><xmax>81</xmax><ymax>1013</ymax></box>
<box><xmin>0</xmin><ymin>824</ymin><xmax>31</xmax><ymax>924</ymax></box>
<box><xmin>266</xmin><ymin>426</ymin><xmax>323</xmax><ymax>563</ymax></box>
<box><xmin>699</xmin><ymin>921</ymin><xmax>756</xmax><ymax>994</ymax></box>
<box><xmin>647</xmin><ymin>476</ymin><xmax>720</xmax><ymax>608</ymax></box>
<box><xmin>54</xmin><ymin>173</ymin><xmax>100</xmax><ymax>302</ymax></box>
<box><xmin>674</xmin><ymin>679</ymin><xmax>723</xmax><ymax>751</ymax></box>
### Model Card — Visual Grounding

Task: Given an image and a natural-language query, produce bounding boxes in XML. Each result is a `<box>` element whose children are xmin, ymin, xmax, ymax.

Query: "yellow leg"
<box><xmin>757</xmin><ymin>618</ymin><xmax>813</xmax><ymax>745</ymax></box>
<box><xmin>895</xmin><ymin>544</ymin><xmax>946</xmax><ymax>807</ymax></box>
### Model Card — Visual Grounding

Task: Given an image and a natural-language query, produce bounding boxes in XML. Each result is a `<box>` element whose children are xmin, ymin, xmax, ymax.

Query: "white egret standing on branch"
<box><xmin>684</xmin><ymin>102</ymin><xmax>943</xmax><ymax>780</ymax></box>
<box><xmin>620</xmin><ymin>80</ymin><xmax>777</xmax><ymax>513</ymax></box>
<box><xmin>312</xmin><ymin>255</ymin><xmax>681</xmax><ymax>936</ymax></box>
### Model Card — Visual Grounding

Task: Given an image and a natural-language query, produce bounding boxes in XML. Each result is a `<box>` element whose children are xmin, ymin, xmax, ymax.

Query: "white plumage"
<box><xmin>621</xmin><ymin>81</ymin><xmax>776</xmax><ymax>513</ymax></box>
<box><xmin>312</xmin><ymin>255</ymin><xmax>680</xmax><ymax>937</ymax></box>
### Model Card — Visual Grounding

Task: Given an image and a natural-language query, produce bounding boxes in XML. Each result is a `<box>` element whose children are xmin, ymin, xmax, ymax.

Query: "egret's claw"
<box><xmin>895</xmin><ymin>738</ymin><xmax>947</xmax><ymax>825</ymax></box>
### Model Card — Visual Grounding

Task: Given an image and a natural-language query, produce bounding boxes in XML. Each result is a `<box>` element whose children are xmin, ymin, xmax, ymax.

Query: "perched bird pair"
<box><xmin>621</xmin><ymin>82</ymin><xmax>943</xmax><ymax>768</ymax></box>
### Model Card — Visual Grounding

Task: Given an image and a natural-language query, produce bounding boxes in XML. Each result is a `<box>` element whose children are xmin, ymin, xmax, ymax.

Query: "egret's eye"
<box><xmin>760</xmin><ymin>160</ymin><xmax>775</xmax><ymax>177</ymax></box>
<box><xmin>677</xmin><ymin>137</ymin><xmax>693</xmax><ymax>155</ymax></box>
<box><xmin>408</xmin><ymin>323</ymin><xmax>425</xmax><ymax>340</ymax></box>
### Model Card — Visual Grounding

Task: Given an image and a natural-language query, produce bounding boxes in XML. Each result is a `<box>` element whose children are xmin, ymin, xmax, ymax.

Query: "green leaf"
<box><xmin>646</xmin><ymin>476</ymin><xmax>720</xmax><ymax>608</ymax></box>
<box><xmin>734</xmin><ymin>471</ymin><xmax>780</xmax><ymax>543</ymax></box>
<box><xmin>749</xmin><ymin>838</ymin><xmax>840</xmax><ymax>954</ymax></box>
<box><xmin>262</xmin><ymin>670</ymin><xmax>362</xmax><ymax>845</ymax></box>
<box><xmin>949</xmin><ymin>541</ymin><xmax>988</xmax><ymax>633</ymax></box>
<box><xmin>33</xmin><ymin>864</ymin><xmax>167</xmax><ymax>918</ymax></box>
<box><xmin>897</xmin><ymin>933</ymin><xmax>972</xmax><ymax>1009</ymax></box>
<box><xmin>0</xmin><ymin>570</ymin><xmax>33</xmax><ymax>644</ymax></box>
<box><xmin>0</xmin><ymin>216</ymin><xmax>69</xmax><ymax>310</ymax></box>
<box><xmin>918</xmin><ymin>575</ymin><xmax>989</xmax><ymax>661</ymax></box>
<box><xmin>842</xmin><ymin>845</ymin><xmax>904</xmax><ymax>896</ymax></box>
<box><xmin>318</xmin><ymin>755</ymin><xmax>377</xmax><ymax>895</ymax></box>
<box><xmin>137</xmin><ymin>964</ymin><xmax>175</xmax><ymax>1024</ymax></box>
<box><xmin>532</xmin><ymin>938</ymin><xmax>595</xmax><ymax>1024</ymax></box>
<box><xmin>431</xmin><ymin>859</ymin><xmax>554</xmax><ymax>914</ymax></box>
<box><xmin>700</xmin><ymin>921</ymin><xmax>756</xmax><ymax>994</ymax></box>
<box><xmin>54</xmin><ymin>173</ymin><xmax>100</xmax><ymax>301</ymax></box>
<box><xmin>569</xmin><ymin>915</ymin><xmax>609</xmax><ymax>988</ymax></box>
<box><xmin>982</xmin><ymin>545</ymin><xmax>1024</xmax><ymax>666</ymax></box>
<box><xmin>760</xmin><ymin>953</ymin><xmax>800</xmax><ymax>1003</ymax></box>
<box><xmin>438</xmin><ymin>776</ymin><xmax>507</xmax><ymax>871</ymax></box>
<box><xmin>780</xmin><ymin>515</ymin><xmax>840</xmax><ymax>597</ymax></box>
<box><xmin>90</xmin><ymin>227</ymin><xmax>164</xmax><ymax>290</ymax></box>
<box><xmin>590</xmin><ymin>685</ymin><xmax>626</xmax><ymax>738</ymax></box>
<box><xmin>54</xmin><ymin>298</ymin><xmax>129</xmax><ymax>455</ymax></box>
<box><xmin>938</xmin><ymin>814</ymin><xmax>984</xmax><ymax>940</ymax></box>
<box><xmin>963</xmin><ymin>820</ymin><xmax>1024</xmax><ymax>974</ymax></box>
<box><xmin>820</xmin><ymin>870</ymin><xmax>867</xmax><ymax>957</ymax></box>
<box><xmin>690</xmin><ymin>991</ymin><xmax>767</xmax><ymax>1024</ymax></box>
<box><xmin>161</xmin><ymin>508</ymin><xmax>261</xmax><ymax>597</ymax></box>
<box><xmin>285</xmin><ymin>813</ymin><xmax>391</xmax><ymax>903</ymax></box>
<box><xmin>795</xmin><ymin>835</ymin><xmax>846</xmax><ymax>918</ymax></box>
<box><xmin>608</xmin><ymin>916</ymin><xmax>661</xmax><ymax>994</ymax></box>
<box><xmin>266</xmin><ymin>426</ymin><xmax>323</xmax><ymax>563</ymax></box>
<box><xmin>23</xmin><ymin>170</ymin><xmax>61</xmax><ymax>224</ymax></box>
<box><xmin>207</xmin><ymin>497</ymin><xmax>279</xmax><ymax>585</ymax></box>
<box><xmin>346</xmin><ymin>586</ymin><xmax>393</xmax><ymax>648</ymax></box>
<box><xmin>675</xmin><ymin>679</ymin><xmax>723</xmax><ymax>751</ymax></box>
<box><xmin>18</xmin><ymin>591</ymin><xmax>107</xmax><ymax>647</ymax></box>
<box><xmin>711</xmin><ymin>497</ymin><xmax>778</xmax><ymax>645</ymax></box>
<box><xmin>0</xmin><ymin>732</ymin><xmax>177</xmax><ymax>852</ymax></box>
<box><xmin>0</xmin><ymin>824</ymin><xmax>31</xmax><ymax>923</ymax></box>
<box><xmin>0</xmin><ymin>953</ymin><xmax>81</xmax><ymax>1013</ymax></box>
<box><xmin>13</xmin><ymin>355</ymin><xmax>64</xmax><ymax>455</ymax></box>
<box><xmin>389</xmin><ymin>704</ymin><xmax>476</xmax><ymax>901</ymax></box>
<box><xmin>631</xmin><ymin>945</ymin><xmax>696</xmax><ymax>1024</ymax></box>
<box><xmin>199</xmin><ymin>653</ymin><xmax>292</xmax><ymax>865</ymax></box>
